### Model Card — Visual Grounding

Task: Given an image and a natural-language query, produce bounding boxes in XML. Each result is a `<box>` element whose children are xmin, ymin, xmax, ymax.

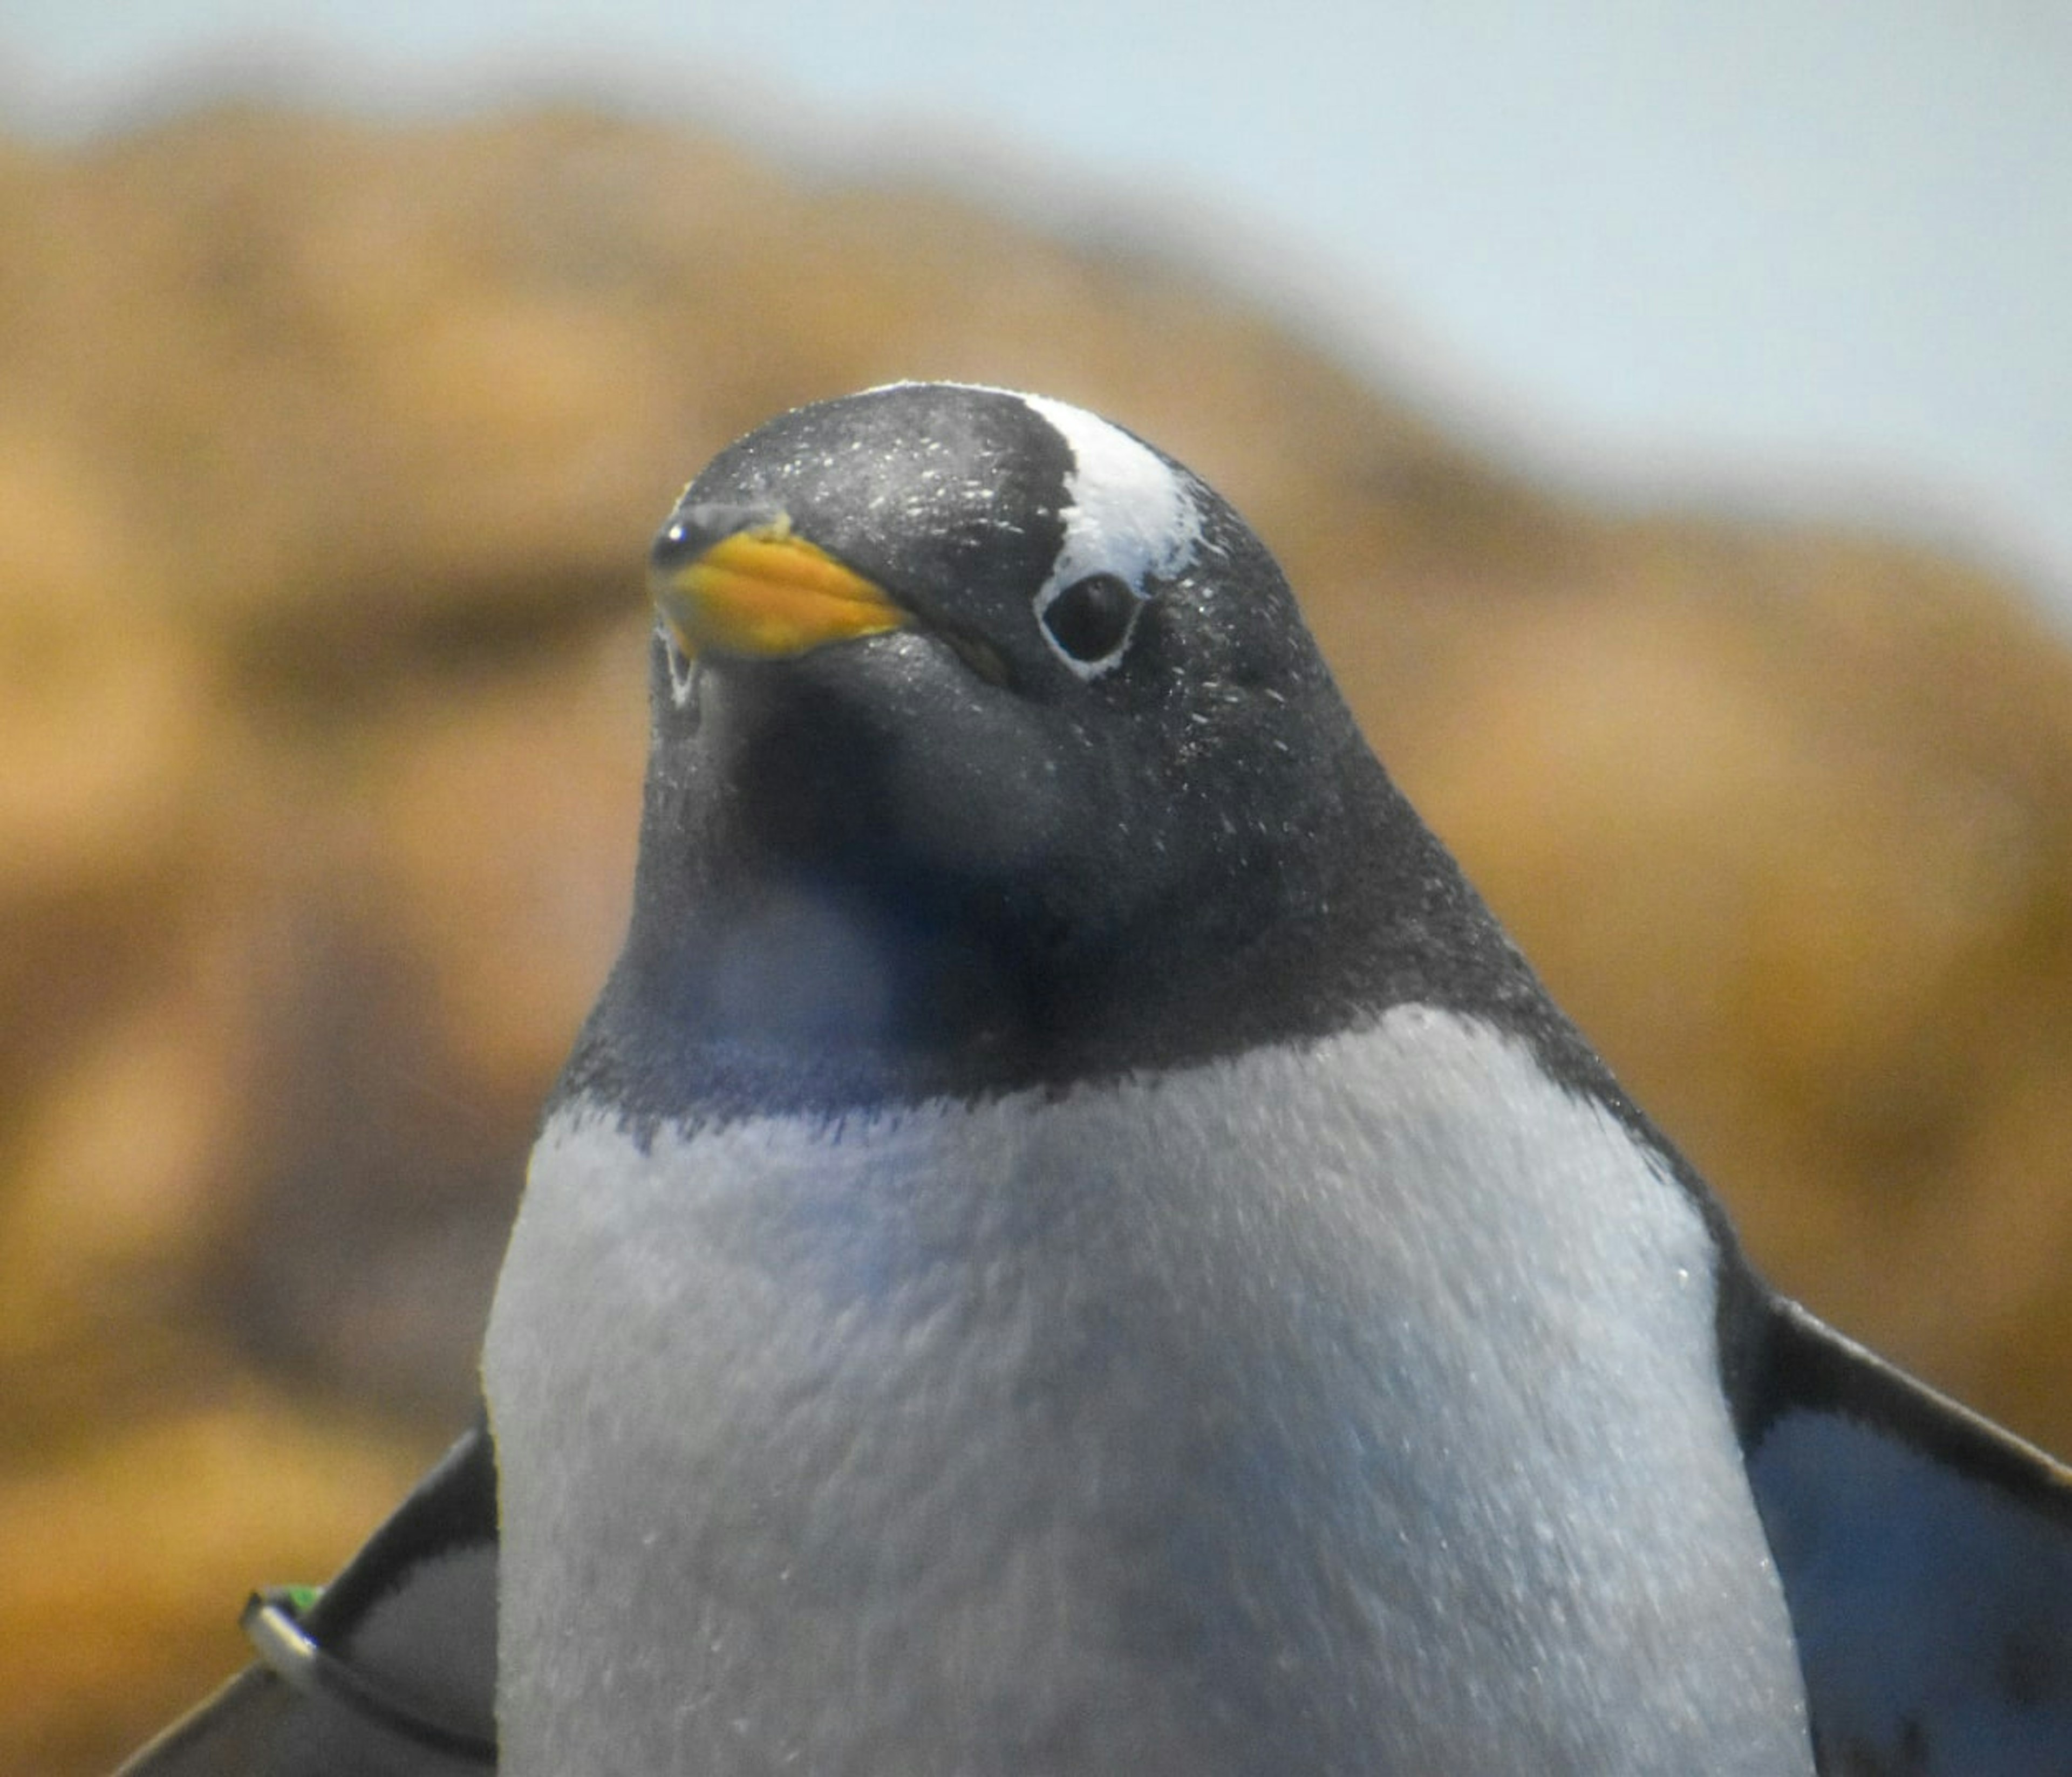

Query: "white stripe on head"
<box><xmin>859</xmin><ymin>382</ymin><xmax>1207</xmax><ymax>679</ymax></box>
<box><xmin>1020</xmin><ymin>392</ymin><xmax>1203</xmax><ymax>592</ymax></box>
<box><xmin>1018</xmin><ymin>393</ymin><xmax>1204</xmax><ymax>680</ymax></box>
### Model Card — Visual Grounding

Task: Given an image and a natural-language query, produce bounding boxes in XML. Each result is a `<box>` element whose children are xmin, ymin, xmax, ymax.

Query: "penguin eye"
<box><xmin>1038</xmin><ymin>572</ymin><xmax>1140</xmax><ymax>669</ymax></box>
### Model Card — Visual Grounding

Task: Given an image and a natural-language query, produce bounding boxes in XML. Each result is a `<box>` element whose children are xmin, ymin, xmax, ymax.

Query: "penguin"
<box><xmin>119</xmin><ymin>382</ymin><xmax>2072</xmax><ymax>1775</ymax></box>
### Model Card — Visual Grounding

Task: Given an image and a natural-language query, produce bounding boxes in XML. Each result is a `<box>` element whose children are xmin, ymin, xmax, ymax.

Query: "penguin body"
<box><xmin>489</xmin><ymin>1010</ymin><xmax>1807</xmax><ymax>1773</ymax></box>
<box><xmin>120</xmin><ymin>383</ymin><xmax>2072</xmax><ymax>1776</ymax></box>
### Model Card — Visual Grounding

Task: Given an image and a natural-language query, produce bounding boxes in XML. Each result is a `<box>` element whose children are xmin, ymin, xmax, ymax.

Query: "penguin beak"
<box><xmin>649</xmin><ymin>514</ymin><xmax>909</xmax><ymax>661</ymax></box>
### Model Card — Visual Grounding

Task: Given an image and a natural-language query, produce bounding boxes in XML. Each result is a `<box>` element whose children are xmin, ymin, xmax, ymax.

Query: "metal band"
<box><xmin>241</xmin><ymin>1587</ymin><xmax>497</xmax><ymax>1765</ymax></box>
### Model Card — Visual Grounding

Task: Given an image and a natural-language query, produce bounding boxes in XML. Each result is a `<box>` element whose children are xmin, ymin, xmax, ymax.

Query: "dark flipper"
<box><xmin>117</xmin><ymin>1417</ymin><xmax>499</xmax><ymax>1775</ymax></box>
<box><xmin>1746</xmin><ymin>1297</ymin><xmax>2072</xmax><ymax>1774</ymax></box>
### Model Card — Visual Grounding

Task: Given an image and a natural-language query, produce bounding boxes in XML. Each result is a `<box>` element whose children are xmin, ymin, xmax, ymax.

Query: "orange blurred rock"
<box><xmin>3</xmin><ymin>99</ymin><xmax>2070</xmax><ymax>1773</ymax></box>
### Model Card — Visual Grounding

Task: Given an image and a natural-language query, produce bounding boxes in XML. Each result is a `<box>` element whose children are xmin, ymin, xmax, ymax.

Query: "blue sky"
<box><xmin>8</xmin><ymin>2</ymin><xmax>2071</xmax><ymax>617</ymax></box>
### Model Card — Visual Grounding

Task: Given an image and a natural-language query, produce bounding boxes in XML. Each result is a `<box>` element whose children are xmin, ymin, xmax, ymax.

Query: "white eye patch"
<box><xmin>1020</xmin><ymin>393</ymin><xmax>1205</xmax><ymax>679</ymax></box>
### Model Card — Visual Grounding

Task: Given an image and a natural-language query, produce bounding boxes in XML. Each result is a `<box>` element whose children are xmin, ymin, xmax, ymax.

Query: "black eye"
<box><xmin>1039</xmin><ymin>572</ymin><xmax>1139</xmax><ymax>667</ymax></box>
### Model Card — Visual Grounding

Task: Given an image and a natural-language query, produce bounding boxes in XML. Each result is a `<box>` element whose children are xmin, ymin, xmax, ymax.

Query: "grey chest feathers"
<box><xmin>485</xmin><ymin>1007</ymin><xmax>1812</xmax><ymax>1777</ymax></box>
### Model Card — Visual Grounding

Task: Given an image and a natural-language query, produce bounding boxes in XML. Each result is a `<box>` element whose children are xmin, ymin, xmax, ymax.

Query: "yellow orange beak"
<box><xmin>650</xmin><ymin>520</ymin><xmax>907</xmax><ymax>661</ymax></box>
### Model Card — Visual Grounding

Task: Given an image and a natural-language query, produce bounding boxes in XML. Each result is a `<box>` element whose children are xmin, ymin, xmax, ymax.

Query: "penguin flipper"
<box><xmin>117</xmin><ymin>1416</ymin><xmax>499</xmax><ymax>1775</ymax></box>
<box><xmin>1745</xmin><ymin>1297</ymin><xmax>2072</xmax><ymax>1774</ymax></box>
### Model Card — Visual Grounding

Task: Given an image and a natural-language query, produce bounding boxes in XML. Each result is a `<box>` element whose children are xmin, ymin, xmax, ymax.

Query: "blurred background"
<box><xmin>3</xmin><ymin>6</ymin><xmax>2070</xmax><ymax>1772</ymax></box>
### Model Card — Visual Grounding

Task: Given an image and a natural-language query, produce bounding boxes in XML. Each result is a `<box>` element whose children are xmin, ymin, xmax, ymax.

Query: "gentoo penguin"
<box><xmin>120</xmin><ymin>382</ymin><xmax>2072</xmax><ymax>1775</ymax></box>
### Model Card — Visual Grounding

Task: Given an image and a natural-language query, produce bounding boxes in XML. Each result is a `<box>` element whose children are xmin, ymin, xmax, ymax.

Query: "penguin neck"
<box><xmin>558</xmin><ymin>740</ymin><xmax>1627</xmax><ymax>1133</ymax></box>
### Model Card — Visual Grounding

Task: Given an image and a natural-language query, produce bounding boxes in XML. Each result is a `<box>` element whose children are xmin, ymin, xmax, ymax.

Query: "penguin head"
<box><xmin>646</xmin><ymin>383</ymin><xmax>1352</xmax><ymax>894</ymax></box>
<box><xmin>591</xmin><ymin>382</ymin><xmax>1488</xmax><ymax>1116</ymax></box>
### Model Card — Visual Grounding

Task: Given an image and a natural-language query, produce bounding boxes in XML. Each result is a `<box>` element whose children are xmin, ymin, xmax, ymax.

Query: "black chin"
<box><xmin>703</xmin><ymin>655</ymin><xmax>912</xmax><ymax>876</ymax></box>
<box><xmin>689</xmin><ymin>632</ymin><xmax>1079</xmax><ymax>900</ymax></box>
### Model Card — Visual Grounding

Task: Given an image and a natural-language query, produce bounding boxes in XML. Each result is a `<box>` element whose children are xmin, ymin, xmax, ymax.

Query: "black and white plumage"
<box><xmin>122</xmin><ymin>382</ymin><xmax>2072</xmax><ymax>1775</ymax></box>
